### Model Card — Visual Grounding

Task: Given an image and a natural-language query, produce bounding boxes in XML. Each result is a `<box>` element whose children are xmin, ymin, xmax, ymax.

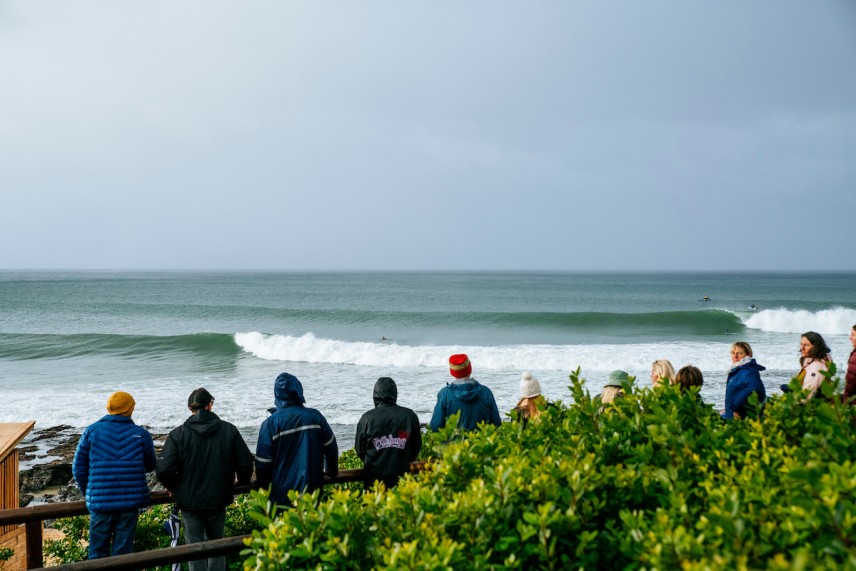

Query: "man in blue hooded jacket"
<box><xmin>72</xmin><ymin>391</ymin><xmax>156</xmax><ymax>559</ymax></box>
<box><xmin>255</xmin><ymin>373</ymin><xmax>338</xmax><ymax>505</ymax></box>
<box><xmin>430</xmin><ymin>354</ymin><xmax>502</xmax><ymax>432</ymax></box>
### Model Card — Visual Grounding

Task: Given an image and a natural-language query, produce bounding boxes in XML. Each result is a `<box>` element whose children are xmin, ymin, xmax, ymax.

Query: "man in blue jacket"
<box><xmin>430</xmin><ymin>354</ymin><xmax>502</xmax><ymax>432</ymax></box>
<box><xmin>255</xmin><ymin>373</ymin><xmax>339</xmax><ymax>506</ymax></box>
<box><xmin>72</xmin><ymin>391</ymin><xmax>157</xmax><ymax>559</ymax></box>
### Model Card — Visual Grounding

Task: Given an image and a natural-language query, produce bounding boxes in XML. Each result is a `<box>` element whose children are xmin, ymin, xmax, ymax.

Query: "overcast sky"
<box><xmin>1</xmin><ymin>1</ymin><xmax>854</xmax><ymax>271</ymax></box>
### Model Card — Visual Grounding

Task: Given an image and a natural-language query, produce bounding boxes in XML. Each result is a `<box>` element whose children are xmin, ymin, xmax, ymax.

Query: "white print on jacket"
<box><xmin>372</xmin><ymin>433</ymin><xmax>408</xmax><ymax>450</ymax></box>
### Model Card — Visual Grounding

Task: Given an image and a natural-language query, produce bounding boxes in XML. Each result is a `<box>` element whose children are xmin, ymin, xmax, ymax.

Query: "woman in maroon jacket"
<box><xmin>845</xmin><ymin>325</ymin><xmax>856</xmax><ymax>403</ymax></box>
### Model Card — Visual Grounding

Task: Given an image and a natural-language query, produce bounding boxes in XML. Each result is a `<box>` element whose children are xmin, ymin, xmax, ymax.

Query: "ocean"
<box><xmin>2</xmin><ymin>271</ymin><xmax>855</xmax><ymax>452</ymax></box>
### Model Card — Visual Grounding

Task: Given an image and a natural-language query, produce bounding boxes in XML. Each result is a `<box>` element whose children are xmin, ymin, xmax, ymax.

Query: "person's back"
<box><xmin>72</xmin><ymin>391</ymin><xmax>156</xmax><ymax>559</ymax></box>
<box><xmin>157</xmin><ymin>388</ymin><xmax>254</xmax><ymax>571</ymax></box>
<box><xmin>157</xmin><ymin>389</ymin><xmax>254</xmax><ymax>510</ymax></box>
<box><xmin>256</xmin><ymin>373</ymin><xmax>339</xmax><ymax>504</ymax></box>
<box><xmin>76</xmin><ymin>415</ymin><xmax>155</xmax><ymax>511</ymax></box>
<box><xmin>355</xmin><ymin>377</ymin><xmax>422</xmax><ymax>488</ymax></box>
<box><xmin>430</xmin><ymin>354</ymin><xmax>501</xmax><ymax>432</ymax></box>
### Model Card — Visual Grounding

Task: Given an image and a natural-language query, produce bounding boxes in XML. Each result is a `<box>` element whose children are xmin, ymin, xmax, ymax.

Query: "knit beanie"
<box><xmin>519</xmin><ymin>371</ymin><xmax>541</xmax><ymax>398</ymax></box>
<box><xmin>106</xmin><ymin>391</ymin><xmax>135</xmax><ymax>417</ymax></box>
<box><xmin>449</xmin><ymin>354</ymin><xmax>472</xmax><ymax>379</ymax></box>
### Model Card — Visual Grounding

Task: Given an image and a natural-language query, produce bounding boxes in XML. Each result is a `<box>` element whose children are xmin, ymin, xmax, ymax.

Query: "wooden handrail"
<box><xmin>30</xmin><ymin>535</ymin><xmax>249</xmax><ymax>571</ymax></box>
<box><xmin>1</xmin><ymin>461</ymin><xmax>428</xmax><ymax>569</ymax></box>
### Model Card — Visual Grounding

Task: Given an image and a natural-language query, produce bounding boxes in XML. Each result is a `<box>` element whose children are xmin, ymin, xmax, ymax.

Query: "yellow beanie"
<box><xmin>106</xmin><ymin>391</ymin><xmax>136</xmax><ymax>417</ymax></box>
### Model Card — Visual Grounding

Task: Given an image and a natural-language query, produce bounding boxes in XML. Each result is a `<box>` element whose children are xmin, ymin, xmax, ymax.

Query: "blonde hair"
<box><xmin>600</xmin><ymin>385</ymin><xmax>624</xmax><ymax>404</ymax></box>
<box><xmin>516</xmin><ymin>395</ymin><xmax>547</xmax><ymax>420</ymax></box>
<box><xmin>731</xmin><ymin>341</ymin><xmax>753</xmax><ymax>358</ymax></box>
<box><xmin>651</xmin><ymin>360</ymin><xmax>676</xmax><ymax>385</ymax></box>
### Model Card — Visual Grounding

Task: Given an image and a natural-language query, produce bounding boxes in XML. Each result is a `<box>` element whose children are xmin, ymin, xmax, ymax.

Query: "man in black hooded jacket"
<box><xmin>157</xmin><ymin>388</ymin><xmax>254</xmax><ymax>571</ymax></box>
<box><xmin>354</xmin><ymin>377</ymin><xmax>422</xmax><ymax>489</ymax></box>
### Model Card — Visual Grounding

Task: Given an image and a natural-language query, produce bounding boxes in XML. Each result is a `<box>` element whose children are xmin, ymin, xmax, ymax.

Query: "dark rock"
<box><xmin>18</xmin><ymin>445</ymin><xmax>39</xmax><ymax>463</ymax></box>
<box><xmin>54</xmin><ymin>483</ymin><xmax>83</xmax><ymax>503</ymax></box>
<box><xmin>20</xmin><ymin>463</ymin><xmax>74</xmax><ymax>493</ymax></box>
<box><xmin>20</xmin><ymin>493</ymin><xmax>33</xmax><ymax>507</ymax></box>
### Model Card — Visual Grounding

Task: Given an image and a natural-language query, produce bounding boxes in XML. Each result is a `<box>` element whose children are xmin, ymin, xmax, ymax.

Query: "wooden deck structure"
<box><xmin>0</xmin><ymin>422</ymin><xmax>36</xmax><ymax>571</ymax></box>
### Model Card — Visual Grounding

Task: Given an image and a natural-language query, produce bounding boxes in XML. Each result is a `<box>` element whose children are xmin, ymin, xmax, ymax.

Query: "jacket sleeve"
<box><xmin>845</xmin><ymin>350</ymin><xmax>856</xmax><ymax>401</ymax></box>
<box><xmin>802</xmin><ymin>360</ymin><xmax>827</xmax><ymax>395</ymax></box>
<box><xmin>142</xmin><ymin>430</ymin><xmax>157</xmax><ymax>473</ymax></box>
<box><xmin>406</xmin><ymin>411</ymin><xmax>422</xmax><ymax>463</ymax></box>
<box><xmin>723</xmin><ymin>375</ymin><xmax>752</xmax><ymax>420</ymax></box>
<box><xmin>354</xmin><ymin>415</ymin><xmax>367</xmax><ymax>461</ymax></box>
<box><xmin>233</xmin><ymin>428</ymin><xmax>255</xmax><ymax>486</ymax></box>
<box><xmin>72</xmin><ymin>429</ymin><xmax>91</xmax><ymax>494</ymax></box>
<box><xmin>487</xmin><ymin>389</ymin><xmax>502</xmax><ymax>427</ymax></box>
<box><xmin>320</xmin><ymin>416</ymin><xmax>338</xmax><ymax>477</ymax></box>
<box><xmin>321</xmin><ymin>416</ymin><xmax>339</xmax><ymax>476</ymax></box>
<box><xmin>722</xmin><ymin>376</ymin><xmax>738</xmax><ymax>420</ymax></box>
<box><xmin>156</xmin><ymin>432</ymin><xmax>180</xmax><ymax>491</ymax></box>
<box><xmin>429</xmin><ymin>389</ymin><xmax>446</xmax><ymax>432</ymax></box>
<box><xmin>255</xmin><ymin>421</ymin><xmax>274</xmax><ymax>488</ymax></box>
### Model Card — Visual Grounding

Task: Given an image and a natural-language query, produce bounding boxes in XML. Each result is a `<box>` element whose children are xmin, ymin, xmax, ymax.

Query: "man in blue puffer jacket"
<box><xmin>73</xmin><ymin>391</ymin><xmax>157</xmax><ymax>559</ymax></box>
<box><xmin>255</xmin><ymin>373</ymin><xmax>339</xmax><ymax>506</ymax></box>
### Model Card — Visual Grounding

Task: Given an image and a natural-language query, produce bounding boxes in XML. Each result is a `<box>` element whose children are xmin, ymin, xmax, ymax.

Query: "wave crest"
<box><xmin>233</xmin><ymin>332</ymin><xmax>801</xmax><ymax>372</ymax></box>
<box><xmin>743</xmin><ymin>307</ymin><xmax>856</xmax><ymax>334</ymax></box>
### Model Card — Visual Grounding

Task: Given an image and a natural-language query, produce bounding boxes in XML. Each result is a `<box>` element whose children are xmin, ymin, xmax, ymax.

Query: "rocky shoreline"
<box><xmin>18</xmin><ymin>425</ymin><xmax>169</xmax><ymax>508</ymax></box>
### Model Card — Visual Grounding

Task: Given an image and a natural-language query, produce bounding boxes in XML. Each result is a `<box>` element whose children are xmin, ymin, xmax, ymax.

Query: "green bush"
<box><xmin>243</xmin><ymin>369</ymin><xmax>856</xmax><ymax>570</ymax></box>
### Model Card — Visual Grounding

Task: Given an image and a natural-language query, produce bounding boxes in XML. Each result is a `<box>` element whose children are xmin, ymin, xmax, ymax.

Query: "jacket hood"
<box><xmin>274</xmin><ymin>372</ymin><xmax>306</xmax><ymax>408</ymax></box>
<box><xmin>449</xmin><ymin>379</ymin><xmax>481</xmax><ymax>403</ymax></box>
<box><xmin>373</xmin><ymin>377</ymin><xmax>398</xmax><ymax>407</ymax></box>
<box><xmin>730</xmin><ymin>358</ymin><xmax>766</xmax><ymax>373</ymax></box>
<box><xmin>184</xmin><ymin>408</ymin><xmax>221</xmax><ymax>437</ymax></box>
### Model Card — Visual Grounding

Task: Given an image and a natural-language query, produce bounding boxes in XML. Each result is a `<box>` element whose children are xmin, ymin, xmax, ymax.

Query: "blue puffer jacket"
<box><xmin>723</xmin><ymin>358</ymin><xmax>767</xmax><ymax>420</ymax></box>
<box><xmin>429</xmin><ymin>379</ymin><xmax>502</xmax><ymax>432</ymax></box>
<box><xmin>255</xmin><ymin>373</ymin><xmax>339</xmax><ymax>504</ymax></box>
<box><xmin>72</xmin><ymin>415</ymin><xmax>157</xmax><ymax>512</ymax></box>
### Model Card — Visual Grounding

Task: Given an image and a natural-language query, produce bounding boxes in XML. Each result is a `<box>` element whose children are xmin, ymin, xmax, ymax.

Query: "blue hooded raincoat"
<box><xmin>255</xmin><ymin>373</ymin><xmax>338</xmax><ymax>503</ymax></box>
<box><xmin>429</xmin><ymin>379</ymin><xmax>502</xmax><ymax>432</ymax></box>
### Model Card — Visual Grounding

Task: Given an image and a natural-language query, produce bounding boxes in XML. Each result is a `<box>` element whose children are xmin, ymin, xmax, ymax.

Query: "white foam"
<box><xmin>234</xmin><ymin>332</ymin><xmax>800</xmax><ymax>373</ymax></box>
<box><xmin>743</xmin><ymin>307</ymin><xmax>856</xmax><ymax>334</ymax></box>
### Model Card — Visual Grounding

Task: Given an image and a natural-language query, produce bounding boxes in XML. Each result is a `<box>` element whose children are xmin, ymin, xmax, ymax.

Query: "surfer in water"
<box><xmin>702</xmin><ymin>295</ymin><xmax>711</xmax><ymax>302</ymax></box>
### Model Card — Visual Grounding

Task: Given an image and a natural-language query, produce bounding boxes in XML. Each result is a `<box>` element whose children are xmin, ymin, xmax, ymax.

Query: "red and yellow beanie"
<box><xmin>449</xmin><ymin>354</ymin><xmax>472</xmax><ymax>379</ymax></box>
<box><xmin>106</xmin><ymin>391</ymin><xmax>136</xmax><ymax>417</ymax></box>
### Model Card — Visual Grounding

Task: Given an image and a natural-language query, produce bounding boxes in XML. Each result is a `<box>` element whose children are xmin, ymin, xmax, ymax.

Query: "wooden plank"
<box><xmin>0</xmin><ymin>422</ymin><xmax>36</xmax><ymax>463</ymax></box>
<box><xmin>30</xmin><ymin>534</ymin><xmax>249</xmax><ymax>571</ymax></box>
<box><xmin>24</xmin><ymin>521</ymin><xmax>42</xmax><ymax>570</ymax></box>
<box><xmin>1</xmin><ymin>450</ymin><xmax>19</xmax><ymax>533</ymax></box>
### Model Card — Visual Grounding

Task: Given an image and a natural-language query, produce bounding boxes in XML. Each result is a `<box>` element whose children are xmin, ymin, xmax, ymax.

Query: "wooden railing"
<box><xmin>0</xmin><ymin>462</ymin><xmax>427</xmax><ymax>570</ymax></box>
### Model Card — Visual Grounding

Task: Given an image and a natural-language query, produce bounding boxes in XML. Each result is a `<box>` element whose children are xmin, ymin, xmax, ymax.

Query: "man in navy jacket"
<box><xmin>255</xmin><ymin>373</ymin><xmax>338</xmax><ymax>506</ymax></box>
<box><xmin>73</xmin><ymin>391</ymin><xmax>156</xmax><ymax>559</ymax></box>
